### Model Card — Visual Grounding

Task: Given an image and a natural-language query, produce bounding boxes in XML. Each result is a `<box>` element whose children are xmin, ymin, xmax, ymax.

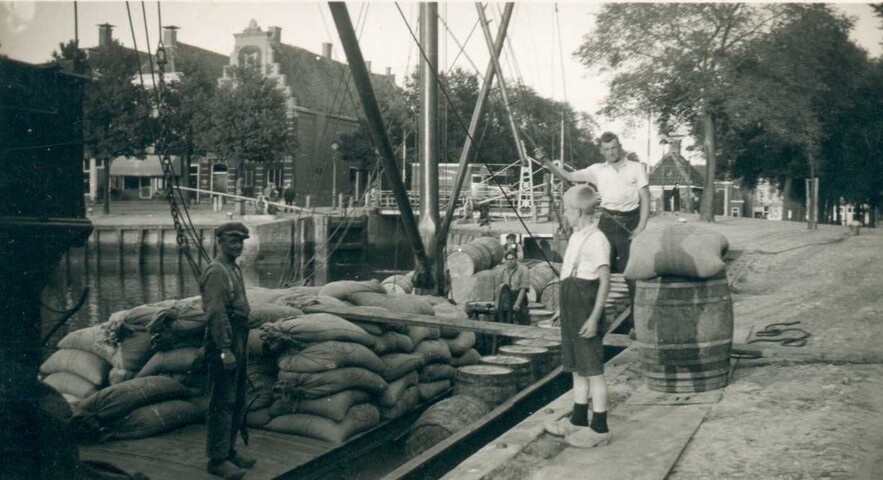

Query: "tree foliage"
<box><xmin>54</xmin><ymin>38</ymin><xmax>153</xmax><ymax>213</ymax></box>
<box><xmin>577</xmin><ymin>3</ymin><xmax>787</xmax><ymax>221</ymax></box>
<box><xmin>197</xmin><ymin>65</ymin><xmax>295</xmax><ymax>175</ymax></box>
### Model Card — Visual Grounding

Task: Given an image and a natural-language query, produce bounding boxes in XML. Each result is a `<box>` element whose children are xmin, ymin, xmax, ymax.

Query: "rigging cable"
<box><xmin>393</xmin><ymin>1</ymin><xmax>561</xmax><ymax>276</ymax></box>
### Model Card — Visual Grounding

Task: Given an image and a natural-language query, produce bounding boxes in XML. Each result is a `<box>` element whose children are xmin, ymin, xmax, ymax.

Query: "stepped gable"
<box><xmin>271</xmin><ymin>42</ymin><xmax>398</xmax><ymax>119</ymax></box>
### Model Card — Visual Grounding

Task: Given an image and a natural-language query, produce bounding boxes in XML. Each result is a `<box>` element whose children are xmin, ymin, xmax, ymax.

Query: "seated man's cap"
<box><xmin>216</xmin><ymin>222</ymin><xmax>250</xmax><ymax>239</ymax></box>
<box><xmin>503</xmin><ymin>251</ymin><xmax>517</xmax><ymax>259</ymax></box>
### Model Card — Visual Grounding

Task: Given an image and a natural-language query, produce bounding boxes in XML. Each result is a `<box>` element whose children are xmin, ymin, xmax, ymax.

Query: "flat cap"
<box><xmin>216</xmin><ymin>222</ymin><xmax>250</xmax><ymax>239</ymax></box>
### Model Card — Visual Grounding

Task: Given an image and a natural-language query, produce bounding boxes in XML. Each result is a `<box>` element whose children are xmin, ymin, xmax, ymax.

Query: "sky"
<box><xmin>2</xmin><ymin>1</ymin><xmax>882</xmax><ymax>166</ymax></box>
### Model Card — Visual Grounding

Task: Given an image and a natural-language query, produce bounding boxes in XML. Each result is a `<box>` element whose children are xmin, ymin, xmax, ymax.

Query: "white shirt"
<box><xmin>560</xmin><ymin>226</ymin><xmax>610</xmax><ymax>281</ymax></box>
<box><xmin>572</xmin><ymin>160</ymin><xmax>649</xmax><ymax>212</ymax></box>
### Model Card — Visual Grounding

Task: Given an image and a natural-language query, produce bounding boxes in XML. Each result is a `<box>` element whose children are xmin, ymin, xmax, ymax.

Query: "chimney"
<box><xmin>161</xmin><ymin>26</ymin><xmax>179</xmax><ymax>73</ymax></box>
<box><xmin>268</xmin><ymin>26</ymin><xmax>281</xmax><ymax>44</ymax></box>
<box><xmin>669</xmin><ymin>138</ymin><xmax>682</xmax><ymax>157</ymax></box>
<box><xmin>365</xmin><ymin>61</ymin><xmax>372</xmax><ymax>72</ymax></box>
<box><xmin>385</xmin><ymin>67</ymin><xmax>392</xmax><ymax>76</ymax></box>
<box><xmin>98</xmin><ymin>23</ymin><xmax>114</xmax><ymax>48</ymax></box>
<box><xmin>162</xmin><ymin>25</ymin><xmax>178</xmax><ymax>47</ymax></box>
<box><xmin>321</xmin><ymin>42</ymin><xmax>332</xmax><ymax>60</ymax></box>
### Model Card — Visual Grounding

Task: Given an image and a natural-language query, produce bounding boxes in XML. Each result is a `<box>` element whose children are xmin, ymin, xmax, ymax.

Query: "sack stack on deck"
<box><xmin>70</xmin><ymin>375</ymin><xmax>203</xmax><ymax>442</ymax></box>
<box><xmin>40</xmin><ymin>280</ymin><xmax>484</xmax><ymax>445</ymax></box>
<box><xmin>262</xmin><ymin>313</ymin><xmax>385</xmax><ymax>443</ymax></box>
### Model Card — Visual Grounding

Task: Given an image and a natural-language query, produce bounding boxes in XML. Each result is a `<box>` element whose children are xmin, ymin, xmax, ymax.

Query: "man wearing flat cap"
<box><xmin>202</xmin><ymin>222</ymin><xmax>255</xmax><ymax>479</ymax></box>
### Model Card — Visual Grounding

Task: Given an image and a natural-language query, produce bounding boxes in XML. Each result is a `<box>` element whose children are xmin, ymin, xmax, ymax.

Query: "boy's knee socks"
<box><xmin>590</xmin><ymin>410</ymin><xmax>608</xmax><ymax>433</ymax></box>
<box><xmin>570</xmin><ymin>403</ymin><xmax>589</xmax><ymax>426</ymax></box>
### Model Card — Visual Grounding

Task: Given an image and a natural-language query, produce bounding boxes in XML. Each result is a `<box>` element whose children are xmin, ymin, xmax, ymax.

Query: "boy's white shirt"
<box><xmin>560</xmin><ymin>224</ymin><xmax>611</xmax><ymax>281</ymax></box>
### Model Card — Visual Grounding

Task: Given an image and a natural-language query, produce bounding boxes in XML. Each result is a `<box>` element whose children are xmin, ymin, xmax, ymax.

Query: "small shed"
<box><xmin>648</xmin><ymin>139</ymin><xmax>704</xmax><ymax>213</ymax></box>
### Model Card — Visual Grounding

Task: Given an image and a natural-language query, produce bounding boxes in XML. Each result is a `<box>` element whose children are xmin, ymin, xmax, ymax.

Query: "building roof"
<box><xmin>649</xmin><ymin>151</ymin><xmax>705</xmax><ymax>187</ymax></box>
<box><xmin>272</xmin><ymin>42</ymin><xmax>398</xmax><ymax>118</ymax></box>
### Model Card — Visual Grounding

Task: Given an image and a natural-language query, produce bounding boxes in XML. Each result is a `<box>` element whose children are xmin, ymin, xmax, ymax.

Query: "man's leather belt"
<box><xmin>601</xmin><ymin>208</ymin><xmax>639</xmax><ymax>217</ymax></box>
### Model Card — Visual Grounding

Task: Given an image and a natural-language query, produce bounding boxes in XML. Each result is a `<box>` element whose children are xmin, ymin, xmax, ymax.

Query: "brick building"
<box><xmin>83</xmin><ymin>21</ymin><xmax>398</xmax><ymax>206</ymax></box>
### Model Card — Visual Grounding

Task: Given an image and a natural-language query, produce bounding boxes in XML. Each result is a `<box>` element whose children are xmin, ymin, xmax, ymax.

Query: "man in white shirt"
<box><xmin>537</xmin><ymin>132</ymin><xmax>650</xmax><ymax>329</ymax></box>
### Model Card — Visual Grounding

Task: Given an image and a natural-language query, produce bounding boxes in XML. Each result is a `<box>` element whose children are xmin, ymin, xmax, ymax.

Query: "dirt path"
<box><xmin>668</xmin><ymin>224</ymin><xmax>883</xmax><ymax>479</ymax></box>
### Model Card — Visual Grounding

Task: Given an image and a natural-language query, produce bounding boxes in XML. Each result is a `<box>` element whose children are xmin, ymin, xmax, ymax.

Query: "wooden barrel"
<box><xmin>527</xmin><ymin>264</ymin><xmax>559</xmax><ymax>302</ymax></box>
<box><xmin>634</xmin><ymin>276</ymin><xmax>734</xmax><ymax>393</ymax></box>
<box><xmin>498</xmin><ymin>345</ymin><xmax>551</xmax><ymax>381</ymax></box>
<box><xmin>473</xmin><ymin>237</ymin><xmax>504</xmax><ymax>266</ymax></box>
<box><xmin>540</xmin><ymin>278</ymin><xmax>560</xmax><ymax>312</ymax></box>
<box><xmin>455</xmin><ymin>365</ymin><xmax>517</xmax><ymax>407</ymax></box>
<box><xmin>448</xmin><ymin>244</ymin><xmax>491</xmax><ymax>277</ymax></box>
<box><xmin>606</xmin><ymin>291</ymin><xmax>629</xmax><ymax>316</ymax></box>
<box><xmin>381</xmin><ymin>271</ymin><xmax>414</xmax><ymax>294</ymax></box>
<box><xmin>405</xmin><ymin>395</ymin><xmax>491</xmax><ymax>458</ymax></box>
<box><xmin>528</xmin><ymin>308</ymin><xmax>554</xmax><ymax>326</ymax></box>
<box><xmin>515</xmin><ymin>339</ymin><xmax>561</xmax><ymax>372</ymax></box>
<box><xmin>480</xmin><ymin>355</ymin><xmax>533</xmax><ymax>391</ymax></box>
<box><xmin>537</xmin><ymin>319</ymin><xmax>558</xmax><ymax>330</ymax></box>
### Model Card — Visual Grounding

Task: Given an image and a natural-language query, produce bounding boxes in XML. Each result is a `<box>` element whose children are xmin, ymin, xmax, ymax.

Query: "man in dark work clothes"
<box><xmin>202</xmin><ymin>222</ymin><xmax>256</xmax><ymax>479</ymax></box>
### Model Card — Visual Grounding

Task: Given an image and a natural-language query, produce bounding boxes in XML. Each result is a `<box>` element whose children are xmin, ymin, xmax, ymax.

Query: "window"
<box><xmin>267</xmin><ymin>166</ymin><xmax>284</xmax><ymax>189</ymax></box>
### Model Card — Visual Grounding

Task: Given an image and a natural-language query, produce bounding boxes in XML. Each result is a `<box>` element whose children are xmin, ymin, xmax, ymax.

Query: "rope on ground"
<box><xmin>747</xmin><ymin>321</ymin><xmax>811</xmax><ymax>348</ymax></box>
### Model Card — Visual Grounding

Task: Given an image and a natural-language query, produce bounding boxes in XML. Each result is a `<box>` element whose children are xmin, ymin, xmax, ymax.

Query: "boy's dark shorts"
<box><xmin>559</xmin><ymin>277</ymin><xmax>604</xmax><ymax>377</ymax></box>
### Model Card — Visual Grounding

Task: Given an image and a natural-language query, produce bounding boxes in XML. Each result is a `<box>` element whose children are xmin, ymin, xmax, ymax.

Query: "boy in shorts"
<box><xmin>545</xmin><ymin>183</ymin><xmax>612</xmax><ymax>448</ymax></box>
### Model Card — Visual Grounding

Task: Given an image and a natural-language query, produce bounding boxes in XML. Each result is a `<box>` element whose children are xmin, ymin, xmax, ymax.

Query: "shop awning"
<box><xmin>110</xmin><ymin>155</ymin><xmax>182</xmax><ymax>177</ymax></box>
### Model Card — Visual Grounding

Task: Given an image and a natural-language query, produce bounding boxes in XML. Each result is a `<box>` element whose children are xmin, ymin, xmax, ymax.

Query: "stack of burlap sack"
<box><xmin>41</xmin><ymin>280</ymin><xmax>480</xmax><ymax>445</ymax></box>
<box><xmin>252</xmin><ymin>280</ymin><xmax>481</xmax><ymax>444</ymax></box>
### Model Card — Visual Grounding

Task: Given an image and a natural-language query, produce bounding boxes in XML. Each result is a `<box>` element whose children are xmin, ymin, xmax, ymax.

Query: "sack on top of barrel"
<box><xmin>624</xmin><ymin>224</ymin><xmax>730</xmax><ymax>281</ymax></box>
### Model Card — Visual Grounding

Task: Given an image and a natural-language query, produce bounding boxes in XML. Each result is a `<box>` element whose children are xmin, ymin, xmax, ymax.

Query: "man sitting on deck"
<box><xmin>545</xmin><ymin>184</ymin><xmax>612</xmax><ymax>449</ymax></box>
<box><xmin>201</xmin><ymin>222</ymin><xmax>257</xmax><ymax>479</ymax></box>
<box><xmin>495</xmin><ymin>250</ymin><xmax>531</xmax><ymax>326</ymax></box>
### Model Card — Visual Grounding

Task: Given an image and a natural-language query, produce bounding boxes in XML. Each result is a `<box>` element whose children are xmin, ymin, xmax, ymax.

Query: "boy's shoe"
<box><xmin>207</xmin><ymin>460</ymin><xmax>246</xmax><ymax>480</ymax></box>
<box><xmin>565</xmin><ymin>428</ymin><xmax>611</xmax><ymax>449</ymax></box>
<box><xmin>229</xmin><ymin>450</ymin><xmax>257</xmax><ymax>469</ymax></box>
<box><xmin>544</xmin><ymin>417</ymin><xmax>583</xmax><ymax>437</ymax></box>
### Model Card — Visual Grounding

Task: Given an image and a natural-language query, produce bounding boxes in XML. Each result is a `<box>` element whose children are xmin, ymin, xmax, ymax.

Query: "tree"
<box><xmin>55</xmin><ymin>39</ymin><xmax>154</xmax><ymax>214</ymax></box>
<box><xmin>577</xmin><ymin>3</ymin><xmax>787</xmax><ymax>221</ymax></box>
<box><xmin>715</xmin><ymin>5</ymin><xmax>873</xmax><ymax>225</ymax></box>
<box><xmin>197</xmin><ymin>65</ymin><xmax>295</xmax><ymax>213</ymax></box>
<box><xmin>157</xmin><ymin>54</ymin><xmax>218</xmax><ymax>203</ymax></box>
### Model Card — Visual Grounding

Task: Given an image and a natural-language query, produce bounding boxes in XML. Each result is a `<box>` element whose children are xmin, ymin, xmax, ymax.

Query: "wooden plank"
<box><xmin>528</xmin><ymin>404</ymin><xmax>710</xmax><ymax>480</ymax></box>
<box><xmin>440</xmin><ymin>347</ymin><xmax>641</xmax><ymax>480</ymax></box>
<box><xmin>79</xmin><ymin>424</ymin><xmax>331</xmax><ymax>480</ymax></box>
<box><xmin>303</xmin><ymin>304</ymin><xmax>562</xmax><ymax>342</ymax></box>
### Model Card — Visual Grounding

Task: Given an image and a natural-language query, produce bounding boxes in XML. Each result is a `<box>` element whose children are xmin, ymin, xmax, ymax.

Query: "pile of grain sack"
<box><xmin>40</xmin><ymin>280</ymin><xmax>479</xmax><ymax>445</ymax></box>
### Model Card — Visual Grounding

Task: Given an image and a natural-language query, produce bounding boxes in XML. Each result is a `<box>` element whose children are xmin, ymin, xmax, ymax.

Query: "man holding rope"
<box><xmin>536</xmin><ymin>132</ymin><xmax>649</xmax><ymax>326</ymax></box>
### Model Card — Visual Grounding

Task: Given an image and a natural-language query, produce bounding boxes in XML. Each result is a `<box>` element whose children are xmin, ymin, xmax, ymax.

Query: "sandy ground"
<box><xmin>668</xmin><ymin>220</ymin><xmax>883</xmax><ymax>480</ymax></box>
<box><xmin>471</xmin><ymin>215</ymin><xmax>883</xmax><ymax>480</ymax></box>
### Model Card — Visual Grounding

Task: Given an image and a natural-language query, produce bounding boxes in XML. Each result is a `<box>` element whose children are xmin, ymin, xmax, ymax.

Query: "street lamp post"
<box><xmin>331</xmin><ymin>141</ymin><xmax>340</xmax><ymax>207</ymax></box>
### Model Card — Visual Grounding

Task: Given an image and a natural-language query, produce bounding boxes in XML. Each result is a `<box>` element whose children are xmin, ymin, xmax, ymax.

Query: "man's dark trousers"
<box><xmin>597</xmin><ymin>209</ymin><xmax>640</xmax><ymax>316</ymax></box>
<box><xmin>206</xmin><ymin>322</ymin><xmax>248</xmax><ymax>462</ymax></box>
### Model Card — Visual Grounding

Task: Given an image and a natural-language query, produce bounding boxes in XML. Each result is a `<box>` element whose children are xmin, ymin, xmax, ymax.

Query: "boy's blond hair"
<box><xmin>563</xmin><ymin>184</ymin><xmax>598</xmax><ymax>214</ymax></box>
